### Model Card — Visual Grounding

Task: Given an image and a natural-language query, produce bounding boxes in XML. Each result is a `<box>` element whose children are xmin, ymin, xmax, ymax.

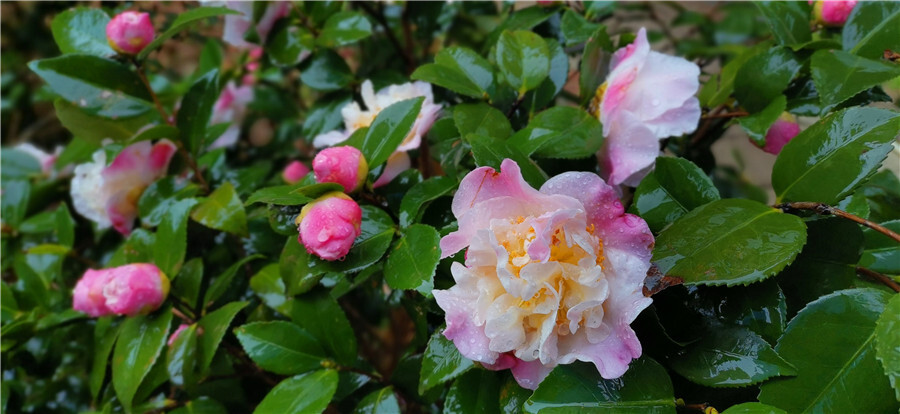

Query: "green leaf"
<box><xmin>90</xmin><ymin>317</ymin><xmax>120</xmax><ymax>401</ymax></box>
<box><xmin>108</xmin><ymin>229</ymin><xmax>157</xmax><ymax>266</ymax></box>
<box><xmin>234</xmin><ymin>321</ymin><xmax>327</xmax><ymax>375</ymax></box>
<box><xmin>875</xmin><ymin>294</ymin><xmax>900</xmax><ymax>402</ymax></box>
<box><xmin>385</xmin><ymin>224</ymin><xmax>440</xmax><ymax>293</ymax></box>
<box><xmin>721</xmin><ymin>402</ymin><xmax>787</xmax><ymax>414</ymax></box>
<box><xmin>361</xmin><ymin>97</ymin><xmax>424</xmax><ymax>168</ymax></box>
<box><xmin>202</xmin><ymin>255</ymin><xmax>262</xmax><ymax>308</ymax></box>
<box><xmin>467</xmin><ymin>133</ymin><xmax>548</xmax><ymax>189</ymax></box>
<box><xmin>754</xmin><ymin>1</ymin><xmax>811</xmax><ymax>47</ymax></box>
<box><xmin>495</xmin><ymin>30</ymin><xmax>550</xmax><ymax>96</ymax></box>
<box><xmin>279</xmin><ymin>238</ymin><xmax>325</xmax><ymax>296</ymax></box>
<box><xmin>445</xmin><ymin>369</ymin><xmax>500</xmax><ymax>414</ymax></box>
<box><xmin>758</xmin><ymin>288</ymin><xmax>898</xmax><ymax>413</ymax></box>
<box><xmin>51</xmin><ymin>7</ymin><xmax>115</xmax><ymax>56</ymax></box>
<box><xmin>499</xmin><ymin>374</ymin><xmax>531</xmax><ymax>414</ymax></box>
<box><xmin>196</xmin><ymin>301</ymin><xmax>247</xmax><ymax>375</ymax></box>
<box><xmin>682</xmin><ymin>280</ymin><xmax>788</xmax><ymax>346</ymax></box>
<box><xmin>810</xmin><ymin>50</ymin><xmax>900</xmax><ymax>113</ymax></box>
<box><xmin>859</xmin><ymin>220</ymin><xmax>900</xmax><ymax>274</ymax></box>
<box><xmin>191</xmin><ymin>182</ymin><xmax>248</xmax><ymax>237</ymax></box>
<box><xmin>411</xmin><ymin>47</ymin><xmax>494</xmax><ymax>99</ymax></box>
<box><xmin>28</xmin><ymin>55</ymin><xmax>155</xmax><ymax>118</ymax></box>
<box><xmin>299</xmin><ymin>50</ymin><xmax>353</xmax><ymax>92</ymax></box>
<box><xmin>1</xmin><ymin>148</ymin><xmax>41</xmax><ymax>180</ymax></box>
<box><xmin>112</xmin><ymin>309</ymin><xmax>173</xmax><ymax>412</ymax></box>
<box><xmin>738</xmin><ymin>95</ymin><xmax>787</xmax><ymax>147</ymax></box>
<box><xmin>734</xmin><ymin>47</ymin><xmax>801</xmax><ymax>113</ymax></box>
<box><xmin>579</xmin><ymin>26</ymin><xmax>612</xmax><ymax>105</ymax></box>
<box><xmin>1</xmin><ymin>180</ymin><xmax>29</xmax><ymax>229</ymax></box>
<box><xmin>302</xmin><ymin>92</ymin><xmax>352</xmax><ymax>138</ymax></box>
<box><xmin>652</xmin><ymin>199</ymin><xmax>807</xmax><ymax>286</ymax></box>
<box><xmin>137</xmin><ymin>7</ymin><xmax>241</xmax><ymax>60</ymax></box>
<box><xmin>354</xmin><ymin>386</ymin><xmax>399</xmax><ymax>414</ymax></box>
<box><xmin>524</xmin><ymin>357</ymin><xmax>676</xmax><ymax>413</ymax></box>
<box><xmin>138</xmin><ymin>176</ymin><xmax>200</xmax><ymax>227</ymax></box>
<box><xmin>169</xmin><ymin>398</ymin><xmax>227</xmax><ymax>414</ymax></box>
<box><xmin>253</xmin><ymin>370</ymin><xmax>338</xmax><ymax>414</ymax></box>
<box><xmin>632</xmin><ymin>157</ymin><xmax>720</xmax><ymax>233</ymax></box>
<box><xmin>317</xmin><ymin>11</ymin><xmax>372</xmax><ymax>47</ymax></box>
<box><xmin>668</xmin><ymin>327</ymin><xmax>796</xmax><ymax>387</ymax></box>
<box><xmin>289</xmin><ymin>290</ymin><xmax>357</xmax><ymax>365</ymax></box>
<box><xmin>561</xmin><ymin>10</ymin><xmax>602</xmax><ymax>46</ymax></box>
<box><xmin>484</xmin><ymin>6</ymin><xmax>556</xmax><ymax>51</ymax></box>
<box><xmin>173</xmin><ymin>258</ymin><xmax>203</xmax><ymax>310</ymax></box>
<box><xmin>178</xmin><ymin>69</ymin><xmax>219</xmax><ymax>155</ymax></box>
<box><xmin>267</xmin><ymin>21</ymin><xmax>314</xmax><ymax>66</ymax></box>
<box><xmin>246</xmin><ymin>182</ymin><xmax>342</xmax><ymax>206</ymax></box>
<box><xmin>700</xmin><ymin>41</ymin><xmax>771</xmax><ymax>108</ymax></box>
<box><xmin>525</xmin><ymin>39</ymin><xmax>569</xmax><ymax>111</ymax></box>
<box><xmin>843</xmin><ymin>1</ymin><xmax>900</xmax><ymax>59</ymax></box>
<box><xmin>166</xmin><ymin>323</ymin><xmax>198</xmax><ymax>386</ymax></box>
<box><xmin>453</xmin><ymin>103</ymin><xmax>512</xmax><ymax>139</ymax></box>
<box><xmin>312</xmin><ymin>205</ymin><xmax>395</xmax><ymax>274</ymax></box>
<box><xmin>773</xmin><ymin>107</ymin><xmax>900</xmax><ymax>205</ymax></box>
<box><xmin>53</xmin><ymin>99</ymin><xmax>157</xmax><ymax>144</ymax></box>
<box><xmin>861</xmin><ymin>170</ymin><xmax>900</xmax><ymax>223</ymax></box>
<box><xmin>419</xmin><ymin>331</ymin><xmax>474</xmax><ymax>395</ymax></box>
<box><xmin>508</xmin><ymin>106</ymin><xmax>604</xmax><ymax>159</ymax></box>
<box><xmin>398</xmin><ymin>176</ymin><xmax>457</xmax><ymax>228</ymax></box>
<box><xmin>153</xmin><ymin>198</ymin><xmax>197</xmax><ymax>278</ymax></box>
<box><xmin>250</xmin><ymin>264</ymin><xmax>290</xmax><ymax>314</ymax></box>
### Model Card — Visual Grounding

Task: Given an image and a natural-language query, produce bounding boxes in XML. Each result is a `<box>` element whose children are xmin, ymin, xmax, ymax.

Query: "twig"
<box><xmin>857</xmin><ymin>266</ymin><xmax>900</xmax><ymax>293</ymax></box>
<box><xmin>777</xmin><ymin>202</ymin><xmax>900</xmax><ymax>243</ymax></box>
<box><xmin>701</xmin><ymin>111</ymin><xmax>749</xmax><ymax>119</ymax></box>
<box><xmin>690</xmin><ymin>104</ymin><xmax>725</xmax><ymax>146</ymax></box>
<box><xmin>133</xmin><ymin>60</ymin><xmax>171</xmax><ymax>125</ymax></box>
<box><xmin>171</xmin><ymin>307</ymin><xmax>195</xmax><ymax>324</ymax></box>
<box><xmin>357</xmin><ymin>2</ymin><xmax>415</xmax><ymax>74</ymax></box>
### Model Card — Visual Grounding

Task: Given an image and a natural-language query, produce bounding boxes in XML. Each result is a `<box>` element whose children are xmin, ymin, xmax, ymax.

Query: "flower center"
<box><xmin>588</xmin><ymin>82</ymin><xmax>608</xmax><ymax>120</ymax></box>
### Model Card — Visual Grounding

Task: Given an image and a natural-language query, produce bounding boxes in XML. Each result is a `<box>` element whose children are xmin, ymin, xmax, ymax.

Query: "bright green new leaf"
<box><xmin>51</xmin><ymin>7</ymin><xmax>115</xmax><ymax>56</ymax></box>
<box><xmin>495</xmin><ymin>30</ymin><xmax>550</xmax><ymax>96</ymax></box>
<box><xmin>234</xmin><ymin>321</ymin><xmax>327</xmax><ymax>375</ymax></box>
<box><xmin>112</xmin><ymin>309</ymin><xmax>173</xmax><ymax>413</ymax></box>
<box><xmin>191</xmin><ymin>182</ymin><xmax>248</xmax><ymax>236</ymax></box>
<box><xmin>253</xmin><ymin>370</ymin><xmax>338</xmax><ymax>414</ymax></box>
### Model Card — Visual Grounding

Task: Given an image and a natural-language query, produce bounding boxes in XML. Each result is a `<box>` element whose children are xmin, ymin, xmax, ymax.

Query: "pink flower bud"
<box><xmin>312</xmin><ymin>146</ymin><xmax>368</xmax><ymax>193</ymax></box>
<box><xmin>73</xmin><ymin>269</ymin><xmax>115</xmax><ymax>317</ymax></box>
<box><xmin>283</xmin><ymin>161</ymin><xmax>310</xmax><ymax>184</ymax></box>
<box><xmin>812</xmin><ymin>0</ymin><xmax>857</xmax><ymax>26</ymax></box>
<box><xmin>168</xmin><ymin>324</ymin><xmax>190</xmax><ymax>346</ymax></box>
<box><xmin>72</xmin><ymin>264</ymin><xmax>170</xmax><ymax>317</ymax></box>
<box><xmin>758</xmin><ymin>112</ymin><xmax>801</xmax><ymax>155</ymax></box>
<box><xmin>106</xmin><ymin>11</ymin><xmax>155</xmax><ymax>55</ymax></box>
<box><xmin>295</xmin><ymin>192</ymin><xmax>362</xmax><ymax>261</ymax></box>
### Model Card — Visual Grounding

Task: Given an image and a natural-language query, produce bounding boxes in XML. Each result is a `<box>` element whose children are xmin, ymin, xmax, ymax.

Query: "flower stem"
<box><xmin>776</xmin><ymin>201</ymin><xmax>900</xmax><ymax>243</ymax></box>
<box><xmin>856</xmin><ymin>266</ymin><xmax>900</xmax><ymax>293</ymax></box>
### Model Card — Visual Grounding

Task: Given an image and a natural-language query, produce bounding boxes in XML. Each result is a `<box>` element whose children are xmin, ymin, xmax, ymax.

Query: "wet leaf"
<box><xmin>51</xmin><ymin>7</ymin><xmax>114</xmax><ymax>56</ymax></box>
<box><xmin>411</xmin><ymin>47</ymin><xmax>494</xmax><ymax>99</ymax></box>
<box><xmin>419</xmin><ymin>331</ymin><xmax>474</xmax><ymax>395</ymax></box>
<box><xmin>632</xmin><ymin>157</ymin><xmax>720</xmax><ymax>233</ymax></box>
<box><xmin>875</xmin><ymin>294</ymin><xmax>900</xmax><ymax>402</ymax></box>
<box><xmin>112</xmin><ymin>309</ymin><xmax>173</xmax><ymax>412</ymax></box>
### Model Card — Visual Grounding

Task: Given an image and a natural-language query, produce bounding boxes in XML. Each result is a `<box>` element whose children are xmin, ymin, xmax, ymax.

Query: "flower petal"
<box><xmin>598</xmin><ymin>111</ymin><xmax>661</xmax><ymax>187</ymax></box>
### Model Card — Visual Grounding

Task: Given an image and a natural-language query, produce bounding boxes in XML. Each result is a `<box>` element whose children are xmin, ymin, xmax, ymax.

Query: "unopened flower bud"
<box><xmin>282</xmin><ymin>161</ymin><xmax>310</xmax><ymax>184</ymax></box>
<box><xmin>312</xmin><ymin>146</ymin><xmax>368</xmax><ymax>193</ymax></box>
<box><xmin>168</xmin><ymin>324</ymin><xmax>190</xmax><ymax>346</ymax></box>
<box><xmin>811</xmin><ymin>0</ymin><xmax>857</xmax><ymax>26</ymax></box>
<box><xmin>757</xmin><ymin>112</ymin><xmax>801</xmax><ymax>155</ymax></box>
<box><xmin>73</xmin><ymin>269</ymin><xmax>115</xmax><ymax>317</ymax></box>
<box><xmin>295</xmin><ymin>192</ymin><xmax>362</xmax><ymax>261</ymax></box>
<box><xmin>73</xmin><ymin>263</ymin><xmax>170</xmax><ymax>317</ymax></box>
<box><xmin>106</xmin><ymin>11</ymin><xmax>155</xmax><ymax>55</ymax></box>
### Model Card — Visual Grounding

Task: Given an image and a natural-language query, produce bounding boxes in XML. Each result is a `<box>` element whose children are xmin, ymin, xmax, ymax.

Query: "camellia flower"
<box><xmin>295</xmin><ymin>192</ymin><xmax>363</xmax><ymax>261</ymax></box>
<box><xmin>220</xmin><ymin>1</ymin><xmax>290</xmax><ymax>48</ymax></box>
<box><xmin>71</xmin><ymin>140</ymin><xmax>176</xmax><ymax>235</ymax></box>
<box><xmin>312</xmin><ymin>79</ymin><xmax>442</xmax><ymax>187</ymax></box>
<box><xmin>811</xmin><ymin>0</ymin><xmax>857</xmax><ymax>26</ymax></box>
<box><xmin>209</xmin><ymin>81</ymin><xmax>254</xmax><ymax>149</ymax></box>
<box><xmin>73</xmin><ymin>263</ymin><xmax>170</xmax><ymax>317</ymax></box>
<box><xmin>282</xmin><ymin>160</ymin><xmax>310</xmax><ymax>184</ymax></box>
<box><xmin>591</xmin><ymin>27</ymin><xmax>700</xmax><ymax>187</ymax></box>
<box><xmin>106</xmin><ymin>11</ymin><xmax>155</xmax><ymax>55</ymax></box>
<box><xmin>755</xmin><ymin>112</ymin><xmax>801</xmax><ymax>155</ymax></box>
<box><xmin>434</xmin><ymin>159</ymin><xmax>654</xmax><ymax>389</ymax></box>
<box><xmin>313</xmin><ymin>146</ymin><xmax>368</xmax><ymax>193</ymax></box>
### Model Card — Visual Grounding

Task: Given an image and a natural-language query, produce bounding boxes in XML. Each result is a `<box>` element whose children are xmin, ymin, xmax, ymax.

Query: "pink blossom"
<box><xmin>593</xmin><ymin>28</ymin><xmax>700</xmax><ymax>187</ymax></box>
<box><xmin>313</xmin><ymin>146</ymin><xmax>368</xmax><ymax>193</ymax></box>
<box><xmin>757</xmin><ymin>113</ymin><xmax>801</xmax><ymax>155</ymax></box>
<box><xmin>812</xmin><ymin>0</ymin><xmax>857</xmax><ymax>26</ymax></box>
<box><xmin>434</xmin><ymin>159</ymin><xmax>654</xmax><ymax>389</ymax></box>
<box><xmin>221</xmin><ymin>1</ymin><xmax>290</xmax><ymax>48</ymax></box>
<box><xmin>13</xmin><ymin>143</ymin><xmax>65</xmax><ymax>178</ymax></box>
<box><xmin>73</xmin><ymin>264</ymin><xmax>170</xmax><ymax>317</ymax></box>
<box><xmin>282</xmin><ymin>161</ymin><xmax>310</xmax><ymax>184</ymax></box>
<box><xmin>106</xmin><ymin>11</ymin><xmax>155</xmax><ymax>55</ymax></box>
<box><xmin>209</xmin><ymin>81</ymin><xmax>254</xmax><ymax>149</ymax></box>
<box><xmin>372</xmin><ymin>152</ymin><xmax>411</xmax><ymax>189</ymax></box>
<box><xmin>71</xmin><ymin>140</ymin><xmax>176</xmax><ymax>235</ymax></box>
<box><xmin>168</xmin><ymin>324</ymin><xmax>191</xmax><ymax>346</ymax></box>
<box><xmin>295</xmin><ymin>192</ymin><xmax>363</xmax><ymax>261</ymax></box>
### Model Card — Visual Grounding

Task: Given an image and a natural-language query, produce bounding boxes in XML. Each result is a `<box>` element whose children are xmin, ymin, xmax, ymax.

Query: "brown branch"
<box><xmin>690</xmin><ymin>105</ymin><xmax>725</xmax><ymax>146</ymax></box>
<box><xmin>857</xmin><ymin>266</ymin><xmax>900</xmax><ymax>293</ymax></box>
<box><xmin>777</xmin><ymin>202</ymin><xmax>900</xmax><ymax>243</ymax></box>
<box><xmin>133</xmin><ymin>60</ymin><xmax>171</xmax><ymax>125</ymax></box>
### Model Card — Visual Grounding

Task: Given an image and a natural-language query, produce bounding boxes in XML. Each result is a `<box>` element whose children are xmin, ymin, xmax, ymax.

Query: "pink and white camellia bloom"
<box><xmin>73</xmin><ymin>263</ymin><xmax>170</xmax><ymax>317</ymax></box>
<box><xmin>282</xmin><ymin>160</ymin><xmax>310</xmax><ymax>184</ymax></box>
<box><xmin>220</xmin><ymin>1</ymin><xmax>290</xmax><ymax>48</ymax></box>
<box><xmin>592</xmin><ymin>27</ymin><xmax>700</xmax><ymax>187</ymax></box>
<box><xmin>434</xmin><ymin>159</ymin><xmax>654</xmax><ymax>390</ymax></box>
<box><xmin>811</xmin><ymin>0</ymin><xmax>857</xmax><ymax>26</ymax></box>
<box><xmin>757</xmin><ymin>112</ymin><xmax>801</xmax><ymax>155</ymax></box>
<box><xmin>209</xmin><ymin>81</ymin><xmax>254</xmax><ymax>149</ymax></box>
<box><xmin>312</xmin><ymin>79</ymin><xmax>442</xmax><ymax>187</ymax></box>
<box><xmin>295</xmin><ymin>192</ymin><xmax>363</xmax><ymax>261</ymax></box>
<box><xmin>71</xmin><ymin>140</ymin><xmax>176</xmax><ymax>236</ymax></box>
<box><xmin>313</xmin><ymin>146</ymin><xmax>369</xmax><ymax>193</ymax></box>
<box><xmin>106</xmin><ymin>11</ymin><xmax>155</xmax><ymax>55</ymax></box>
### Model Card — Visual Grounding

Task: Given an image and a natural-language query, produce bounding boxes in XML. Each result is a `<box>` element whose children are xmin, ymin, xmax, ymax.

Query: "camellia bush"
<box><xmin>3</xmin><ymin>1</ymin><xmax>900</xmax><ymax>413</ymax></box>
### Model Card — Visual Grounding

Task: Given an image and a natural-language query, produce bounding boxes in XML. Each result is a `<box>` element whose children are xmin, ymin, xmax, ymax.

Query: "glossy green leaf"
<box><xmin>496</xmin><ymin>30</ymin><xmax>550</xmax><ymax>96</ymax></box>
<box><xmin>178</xmin><ymin>69</ymin><xmax>219</xmax><ymax>155</ymax></box>
<box><xmin>90</xmin><ymin>317</ymin><xmax>119</xmax><ymax>401</ymax></box>
<box><xmin>196</xmin><ymin>301</ymin><xmax>247</xmax><ymax>375</ymax></box>
<box><xmin>759</xmin><ymin>289</ymin><xmax>898</xmax><ymax>413</ymax></box>
<box><xmin>53</xmin><ymin>99</ymin><xmax>157</xmax><ymax>144</ymax></box>
<box><xmin>700</xmin><ymin>41</ymin><xmax>771</xmax><ymax>108</ymax></box>
<box><xmin>234</xmin><ymin>321</ymin><xmax>326</xmax><ymax>375</ymax></box>
<box><xmin>411</xmin><ymin>47</ymin><xmax>494</xmax><ymax>99</ymax></box>
<box><xmin>754</xmin><ymin>1</ymin><xmax>811</xmax><ymax>47</ymax></box>
<box><xmin>250</xmin><ymin>264</ymin><xmax>290</xmax><ymax>314</ymax></box>
<box><xmin>28</xmin><ymin>55</ymin><xmax>154</xmax><ymax>118</ymax></box>
<box><xmin>453</xmin><ymin>103</ymin><xmax>512</xmax><ymax>139</ymax></box>
<box><xmin>398</xmin><ymin>176</ymin><xmax>457</xmax><ymax>227</ymax></box>
<box><xmin>112</xmin><ymin>309</ymin><xmax>173</xmax><ymax>412</ymax></box>
<box><xmin>267</xmin><ymin>22</ymin><xmax>314</xmax><ymax>66</ymax></box>
<box><xmin>445</xmin><ymin>369</ymin><xmax>500</xmax><ymax>414</ymax></box>
<box><xmin>153</xmin><ymin>198</ymin><xmax>197</xmax><ymax>278</ymax></box>
<box><xmin>468</xmin><ymin>133</ymin><xmax>548</xmax><ymax>189</ymax></box>
<box><xmin>652</xmin><ymin>199</ymin><xmax>806</xmax><ymax>286</ymax></box>
<box><xmin>51</xmin><ymin>7</ymin><xmax>114</xmax><ymax>56</ymax></box>
<box><xmin>843</xmin><ymin>1</ymin><xmax>900</xmax><ymax>59</ymax></box>
<box><xmin>279</xmin><ymin>237</ymin><xmax>325</xmax><ymax>296</ymax></box>
<box><xmin>508</xmin><ymin>106</ymin><xmax>604</xmax><ymax>159</ymax></box>
<box><xmin>1</xmin><ymin>148</ymin><xmax>41</xmax><ymax>180</ymax></box>
<box><xmin>773</xmin><ymin>107</ymin><xmax>900</xmax><ymax>204</ymax></box>
<box><xmin>875</xmin><ymin>293</ymin><xmax>900</xmax><ymax>402</ymax></box>
<box><xmin>811</xmin><ymin>50</ymin><xmax>900</xmax><ymax>112</ymax></box>
<box><xmin>385</xmin><ymin>224</ymin><xmax>440</xmax><ymax>292</ymax></box>
<box><xmin>169</xmin><ymin>398</ymin><xmax>227</xmax><ymax>414</ymax></box>
<box><xmin>202</xmin><ymin>255</ymin><xmax>262</xmax><ymax>308</ymax></box>
<box><xmin>191</xmin><ymin>182</ymin><xmax>248</xmax><ymax>236</ymax></box>
<box><xmin>173</xmin><ymin>258</ymin><xmax>203</xmax><ymax>310</ymax></box>
<box><xmin>354</xmin><ymin>386</ymin><xmax>399</xmax><ymax>414</ymax></box>
<box><xmin>738</xmin><ymin>95</ymin><xmax>787</xmax><ymax>147</ymax></box>
<box><xmin>361</xmin><ymin>97</ymin><xmax>424</xmax><ymax>168</ymax></box>
<box><xmin>524</xmin><ymin>357</ymin><xmax>676</xmax><ymax>413</ymax></box>
<box><xmin>861</xmin><ymin>170</ymin><xmax>900</xmax><ymax>223</ymax></box>
<box><xmin>734</xmin><ymin>47</ymin><xmax>801</xmax><ymax>112</ymax></box>
<box><xmin>721</xmin><ymin>402</ymin><xmax>787</xmax><ymax>414</ymax></box>
<box><xmin>561</xmin><ymin>10</ymin><xmax>602</xmax><ymax>46</ymax></box>
<box><xmin>419</xmin><ymin>331</ymin><xmax>474</xmax><ymax>394</ymax></box>
<box><xmin>668</xmin><ymin>327</ymin><xmax>796</xmax><ymax>387</ymax></box>
<box><xmin>302</xmin><ymin>92</ymin><xmax>352</xmax><ymax>138</ymax></box>
<box><xmin>166</xmin><ymin>323</ymin><xmax>198</xmax><ymax>386</ymax></box>
<box><xmin>138</xmin><ymin>176</ymin><xmax>200</xmax><ymax>227</ymax></box>
<box><xmin>859</xmin><ymin>220</ymin><xmax>900</xmax><ymax>274</ymax></box>
<box><xmin>317</xmin><ymin>11</ymin><xmax>372</xmax><ymax>47</ymax></box>
<box><xmin>137</xmin><ymin>7</ymin><xmax>240</xmax><ymax>60</ymax></box>
<box><xmin>1</xmin><ymin>180</ymin><xmax>29</xmax><ymax>230</ymax></box>
<box><xmin>299</xmin><ymin>50</ymin><xmax>353</xmax><ymax>92</ymax></box>
<box><xmin>632</xmin><ymin>157</ymin><xmax>720</xmax><ymax>233</ymax></box>
<box><xmin>108</xmin><ymin>229</ymin><xmax>156</xmax><ymax>266</ymax></box>
<box><xmin>499</xmin><ymin>374</ymin><xmax>531</xmax><ymax>414</ymax></box>
<box><xmin>687</xmin><ymin>280</ymin><xmax>788</xmax><ymax>345</ymax></box>
<box><xmin>524</xmin><ymin>39</ymin><xmax>569</xmax><ymax>111</ymax></box>
<box><xmin>253</xmin><ymin>370</ymin><xmax>338</xmax><ymax>414</ymax></box>
<box><xmin>578</xmin><ymin>26</ymin><xmax>612</xmax><ymax>105</ymax></box>
<box><xmin>289</xmin><ymin>290</ymin><xmax>357</xmax><ymax>365</ymax></box>
<box><xmin>246</xmin><ymin>186</ymin><xmax>312</xmax><ymax>206</ymax></box>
